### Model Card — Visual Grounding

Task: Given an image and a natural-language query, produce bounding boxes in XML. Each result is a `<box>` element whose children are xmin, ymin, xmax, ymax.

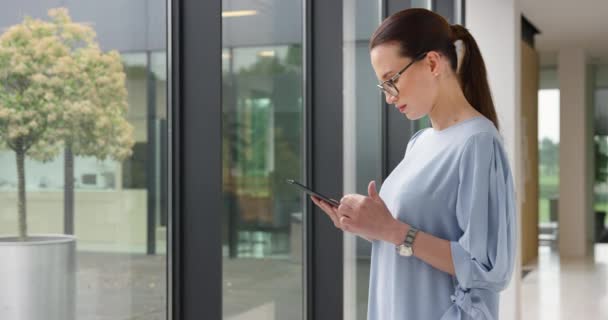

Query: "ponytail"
<box><xmin>450</xmin><ymin>24</ymin><xmax>499</xmax><ymax>130</ymax></box>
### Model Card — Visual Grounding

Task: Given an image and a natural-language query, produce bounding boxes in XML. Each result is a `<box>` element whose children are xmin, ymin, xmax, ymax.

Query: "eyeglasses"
<box><xmin>376</xmin><ymin>52</ymin><xmax>428</xmax><ymax>98</ymax></box>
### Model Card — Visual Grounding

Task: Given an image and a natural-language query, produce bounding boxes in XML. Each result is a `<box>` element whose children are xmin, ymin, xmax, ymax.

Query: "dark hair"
<box><xmin>369</xmin><ymin>8</ymin><xmax>499</xmax><ymax>130</ymax></box>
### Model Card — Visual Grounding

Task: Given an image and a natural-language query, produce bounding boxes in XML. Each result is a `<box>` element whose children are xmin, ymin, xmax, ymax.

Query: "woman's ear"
<box><xmin>425</xmin><ymin>51</ymin><xmax>443</xmax><ymax>77</ymax></box>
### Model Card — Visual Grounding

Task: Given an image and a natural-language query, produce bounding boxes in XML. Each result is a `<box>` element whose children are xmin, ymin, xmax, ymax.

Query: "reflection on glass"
<box><xmin>538</xmin><ymin>68</ymin><xmax>560</xmax><ymax>247</ymax></box>
<box><xmin>222</xmin><ymin>1</ymin><xmax>304</xmax><ymax>319</ymax></box>
<box><xmin>594</xmin><ymin>66</ymin><xmax>608</xmax><ymax>236</ymax></box>
<box><xmin>344</xmin><ymin>1</ymin><xmax>383</xmax><ymax>319</ymax></box>
<box><xmin>595</xmin><ymin>134</ymin><xmax>608</xmax><ymax>233</ymax></box>
<box><xmin>0</xmin><ymin>4</ymin><xmax>167</xmax><ymax>319</ymax></box>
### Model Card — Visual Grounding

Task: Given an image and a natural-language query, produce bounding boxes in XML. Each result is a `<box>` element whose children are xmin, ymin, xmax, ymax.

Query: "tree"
<box><xmin>539</xmin><ymin>137</ymin><xmax>559</xmax><ymax>176</ymax></box>
<box><xmin>41</xmin><ymin>9</ymin><xmax>134</xmax><ymax>234</ymax></box>
<box><xmin>0</xmin><ymin>13</ymin><xmax>69</xmax><ymax>239</ymax></box>
<box><xmin>0</xmin><ymin>8</ymin><xmax>134</xmax><ymax>239</ymax></box>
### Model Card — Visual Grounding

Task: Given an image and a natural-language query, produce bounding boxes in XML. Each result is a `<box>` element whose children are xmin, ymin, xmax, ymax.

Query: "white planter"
<box><xmin>0</xmin><ymin>234</ymin><xmax>76</xmax><ymax>320</ymax></box>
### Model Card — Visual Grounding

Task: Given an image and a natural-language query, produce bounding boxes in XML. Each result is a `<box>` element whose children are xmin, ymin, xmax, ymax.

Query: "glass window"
<box><xmin>222</xmin><ymin>1</ymin><xmax>305</xmax><ymax>319</ymax></box>
<box><xmin>594</xmin><ymin>65</ymin><xmax>608</xmax><ymax>238</ymax></box>
<box><xmin>0</xmin><ymin>3</ymin><xmax>167</xmax><ymax>319</ymax></box>
<box><xmin>538</xmin><ymin>67</ymin><xmax>560</xmax><ymax>246</ymax></box>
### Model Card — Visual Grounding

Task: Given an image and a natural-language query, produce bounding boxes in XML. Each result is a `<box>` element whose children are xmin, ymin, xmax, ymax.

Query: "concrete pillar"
<box><xmin>466</xmin><ymin>0</ymin><xmax>522</xmax><ymax>319</ymax></box>
<box><xmin>558</xmin><ymin>48</ymin><xmax>594</xmax><ymax>258</ymax></box>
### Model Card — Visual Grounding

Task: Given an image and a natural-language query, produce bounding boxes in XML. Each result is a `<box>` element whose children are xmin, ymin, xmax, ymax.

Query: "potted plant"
<box><xmin>0</xmin><ymin>8</ymin><xmax>133</xmax><ymax>319</ymax></box>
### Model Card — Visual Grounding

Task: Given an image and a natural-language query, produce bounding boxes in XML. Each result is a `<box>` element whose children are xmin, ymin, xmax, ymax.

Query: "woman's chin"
<box><xmin>403</xmin><ymin>112</ymin><xmax>419</xmax><ymax>120</ymax></box>
<box><xmin>404</xmin><ymin>111</ymin><xmax>426</xmax><ymax>121</ymax></box>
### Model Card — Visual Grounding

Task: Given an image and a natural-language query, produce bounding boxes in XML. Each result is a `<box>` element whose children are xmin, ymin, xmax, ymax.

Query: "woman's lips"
<box><xmin>397</xmin><ymin>104</ymin><xmax>407</xmax><ymax>112</ymax></box>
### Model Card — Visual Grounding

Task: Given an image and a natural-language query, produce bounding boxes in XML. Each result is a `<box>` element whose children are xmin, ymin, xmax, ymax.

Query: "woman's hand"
<box><xmin>338</xmin><ymin>180</ymin><xmax>405</xmax><ymax>244</ymax></box>
<box><xmin>310</xmin><ymin>195</ymin><xmax>343</xmax><ymax>229</ymax></box>
<box><xmin>310</xmin><ymin>194</ymin><xmax>375</xmax><ymax>242</ymax></box>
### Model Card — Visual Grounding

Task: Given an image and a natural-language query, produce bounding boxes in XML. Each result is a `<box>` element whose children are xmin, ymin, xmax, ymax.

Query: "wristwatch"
<box><xmin>396</xmin><ymin>226</ymin><xmax>419</xmax><ymax>257</ymax></box>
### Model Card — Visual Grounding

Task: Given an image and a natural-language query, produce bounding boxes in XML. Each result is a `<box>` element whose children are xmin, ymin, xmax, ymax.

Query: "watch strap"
<box><xmin>404</xmin><ymin>226</ymin><xmax>418</xmax><ymax>248</ymax></box>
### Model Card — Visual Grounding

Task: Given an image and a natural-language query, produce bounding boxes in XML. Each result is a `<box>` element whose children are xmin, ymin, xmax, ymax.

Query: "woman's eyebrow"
<box><xmin>381</xmin><ymin>70</ymin><xmax>394</xmax><ymax>80</ymax></box>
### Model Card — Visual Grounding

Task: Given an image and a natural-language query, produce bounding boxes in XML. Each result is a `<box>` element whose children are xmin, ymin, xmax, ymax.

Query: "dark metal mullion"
<box><xmin>146</xmin><ymin>51</ymin><xmax>157</xmax><ymax>255</ymax></box>
<box><xmin>168</xmin><ymin>0</ymin><xmax>180</xmax><ymax>317</ymax></box>
<box><xmin>169</xmin><ymin>0</ymin><xmax>182</xmax><ymax>318</ymax></box>
<box><xmin>381</xmin><ymin>0</ymin><xmax>389</xmax><ymax>180</ymax></box>
<box><xmin>432</xmin><ymin>0</ymin><xmax>455</xmax><ymax>23</ymax></box>
<box><xmin>383</xmin><ymin>0</ymin><xmax>416</xmax><ymax>179</ymax></box>
<box><xmin>308</xmin><ymin>0</ymin><xmax>344</xmax><ymax>320</ymax></box>
<box><xmin>303</xmin><ymin>0</ymin><xmax>313</xmax><ymax>318</ymax></box>
<box><xmin>460</xmin><ymin>0</ymin><xmax>466</xmax><ymax>26</ymax></box>
<box><xmin>170</xmin><ymin>0</ymin><xmax>222</xmax><ymax>319</ymax></box>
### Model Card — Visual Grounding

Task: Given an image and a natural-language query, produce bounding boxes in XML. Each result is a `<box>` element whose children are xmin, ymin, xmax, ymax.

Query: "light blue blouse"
<box><xmin>367</xmin><ymin>116</ymin><xmax>517</xmax><ymax>320</ymax></box>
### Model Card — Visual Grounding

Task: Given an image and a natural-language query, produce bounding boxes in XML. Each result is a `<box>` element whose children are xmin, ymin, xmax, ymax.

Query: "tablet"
<box><xmin>286</xmin><ymin>179</ymin><xmax>340</xmax><ymax>207</ymax></box>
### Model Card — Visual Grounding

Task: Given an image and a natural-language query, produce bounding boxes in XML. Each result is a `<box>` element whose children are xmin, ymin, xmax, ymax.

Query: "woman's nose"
<box><xmin>385</xmin><ymin>94</ymin><xmax>397</xmax><ymax>105</ymax></box>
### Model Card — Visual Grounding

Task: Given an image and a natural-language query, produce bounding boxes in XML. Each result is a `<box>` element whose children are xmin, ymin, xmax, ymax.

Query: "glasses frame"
<box><xmin>376</xmin><ymin>51</ymin><xmax>428</xmax><ymax>97</ymax></box>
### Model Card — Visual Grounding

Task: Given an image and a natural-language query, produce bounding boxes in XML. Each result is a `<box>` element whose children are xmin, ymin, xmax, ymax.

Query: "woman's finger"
<box><xmin>311</xmin><ymin>196</ymin><xmax>341</xmax><ymax>226</ymax></box>
<box><xmin>340</xmin><ymin>194</ymin><xmax>363</xmax><ymax>208</ymax></box>
<box><xmin>312</xmin><ymin>195</ymin><xmax>330</xmax><ymax>211</ymax></box>
<box><xmin>338</xmin><ymin>202</ymin><xmax>357</xmax><ymax>221</ymax></box>
<box><xmin>340</xmin><ymin>215</ymin><xmax>354</xmax><ymax>232</ymax></box>
<box><xmin>316</xmin><ymin>196</ymin><xmax>338</xmax><ymax>211</ymax></box>
<box><xmin>329</xmin><ymin>205</ymin><xmax>339</xmax><ymax>217</ymax></box>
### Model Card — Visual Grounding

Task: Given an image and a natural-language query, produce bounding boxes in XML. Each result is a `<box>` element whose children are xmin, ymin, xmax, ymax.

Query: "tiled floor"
<box><xmin>74</xmin><ymin>244</ymin><xmax>608</xmax><ymax>319</ymax></box>
<box><xmin>77</xmin><ymin>252</ymin><xmax>166</xmax><ymax>320</ymax></box>
<box><xmin>522</xmin><ymin>244</ymin><xmax>608</xmax><ymax>320</ymax></box>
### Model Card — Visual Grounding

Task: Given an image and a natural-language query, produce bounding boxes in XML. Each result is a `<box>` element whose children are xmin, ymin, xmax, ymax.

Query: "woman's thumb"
<box><xmin>368</xmin><ymin>180</ymin><xmax>381</xmax><ymax>201</ymax></box>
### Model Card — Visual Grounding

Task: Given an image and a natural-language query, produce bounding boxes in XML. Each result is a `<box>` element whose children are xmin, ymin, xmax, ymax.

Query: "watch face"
<box><xmin>398</xmin><ymin>245</ymin><xmax>413</xmax><ymax>256</ymax></box>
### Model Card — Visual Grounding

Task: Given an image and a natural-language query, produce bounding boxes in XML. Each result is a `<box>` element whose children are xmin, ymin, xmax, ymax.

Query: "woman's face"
<box><xmin>370</xmin><ymin>42</ymin><xmax>441</xmax><ymax>120</ymax></box>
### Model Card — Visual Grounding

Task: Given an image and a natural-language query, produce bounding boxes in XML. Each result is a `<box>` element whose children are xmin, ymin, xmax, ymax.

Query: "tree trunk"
<box><xmin>64</xmin><ymin>143</ymin><xmax>75</xmax><ymax>235</ymax></box>
<box><xmin>16</xmin><ymin>146</ymin><xmax>27</xmax><ymax>240</ymax></box>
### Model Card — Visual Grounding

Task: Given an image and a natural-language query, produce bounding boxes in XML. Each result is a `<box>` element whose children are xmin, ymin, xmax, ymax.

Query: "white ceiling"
<box><xmin>520</xmin><ymin>0</ymin><xmax>608</xmax><ymax>66</ymax></box>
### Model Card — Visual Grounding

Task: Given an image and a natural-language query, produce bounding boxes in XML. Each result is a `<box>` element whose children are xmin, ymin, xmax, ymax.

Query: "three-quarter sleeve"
<box><xmin>444</xmin><ymin>132</ymin><xmax>517</xmax><ymax>319</ymax></box>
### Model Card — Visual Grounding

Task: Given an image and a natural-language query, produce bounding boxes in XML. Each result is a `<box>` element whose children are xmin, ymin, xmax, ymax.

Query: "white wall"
<box><xmin>557</xmin><ymin>48</ymin><xmax>594</xmax><ymax>257</ymax></box>
<box><xmin>466</xmin><ymin>0</ymin><xmax>522</xmax><ymax>319</ymax></box>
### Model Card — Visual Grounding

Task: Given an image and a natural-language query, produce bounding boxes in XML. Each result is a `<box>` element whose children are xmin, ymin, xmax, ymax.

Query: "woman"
<box><xmin>311</xmin><ymin>8</ymin><xmax>516</xmax><ymax>320</ymax></box>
